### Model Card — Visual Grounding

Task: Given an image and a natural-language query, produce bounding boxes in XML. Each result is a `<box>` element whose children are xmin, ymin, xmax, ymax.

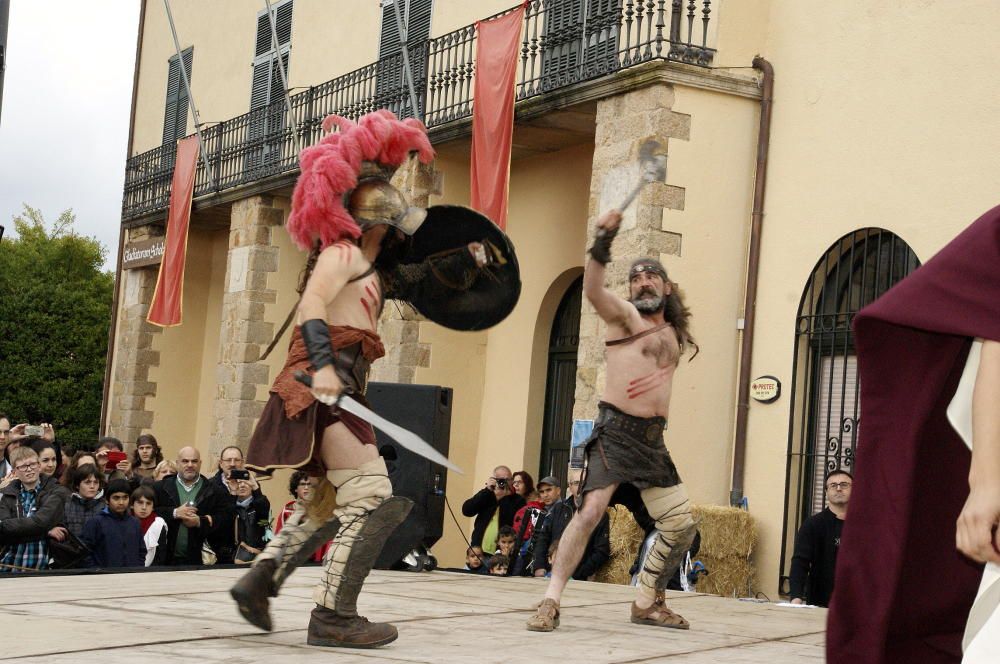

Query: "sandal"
<box><xmin>630</xmin><ymin>593</ymin><xmax>690</xmax><ymax>630</ymax></box>
<box><xmin>526</xmin><ymin>598</ymin><xmax>561</xmax><ymax>632</ymax></box>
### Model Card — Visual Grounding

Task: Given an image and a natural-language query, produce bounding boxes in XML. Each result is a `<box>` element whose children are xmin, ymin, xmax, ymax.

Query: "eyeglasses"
<box><xmin>15</xmin><ymin>462</ymin><xmax>40</xmax><ymax>473</ymax></box>
<box><xmin>827</xmin><ymin>482</ymin><xmax>852</xmax><ymax>490</ymax></box>
<box><xmin>511</xmin><ymin>479</ymin><xmax>524</xmax><ymax>486</ymax></box>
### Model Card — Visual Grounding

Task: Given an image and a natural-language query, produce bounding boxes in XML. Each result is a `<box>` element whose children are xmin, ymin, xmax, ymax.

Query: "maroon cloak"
<box><xmin>827</xmin><ymin>207</ymin><xmax>1000</xmax><ymax>663</ymax></box>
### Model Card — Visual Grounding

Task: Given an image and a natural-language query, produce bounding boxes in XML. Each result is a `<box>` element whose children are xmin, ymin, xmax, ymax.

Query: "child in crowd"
<box><xmin>465</xmin><ymin>546</ymin><xmax>486</xmax><ymax>574</ymax></box>
<box><xmin>62</xmin><ymin>464</ymin><xmax>106</xmax><ymax>539</ymax></box>
<box><xmin>495</xmin><ymin>526</ymin><xmax>517</xmax><ymax>557</ymax></box>
<box><xmin>80</xmin><ymin>479</ymin><xmax>146</xmax><ymax>568</ymax></box>
<box><xmin>131</xmin><ymin>485</ymin><xmax>168</xmax><ymax>566</ymax></box>
<box><xmin>489</xmin><ymin>554</ymin><xmax>510</xmax><ymax>576</ymax></box>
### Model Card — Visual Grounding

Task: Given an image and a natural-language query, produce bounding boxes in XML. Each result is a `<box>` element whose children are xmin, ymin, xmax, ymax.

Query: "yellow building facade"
<box><xmin>105</xmin><ymin>0</ymin><xmax>1000</xmax><ymax>596</ymax></box>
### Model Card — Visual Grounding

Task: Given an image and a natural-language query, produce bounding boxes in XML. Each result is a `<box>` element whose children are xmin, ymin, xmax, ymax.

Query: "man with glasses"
<box><xmin>0</xmin><ymin>446</ymin><xmax>69</xmax><ymax>572</ymax></box>
<box><xmin>789</xmin><ymin>469</ymin><xmax>853</xmax><ymax>607</ymax></box>
<box><xmin>210</xmin><ymin>446</ymin><xmax>265</xmax><ymax>564</ymax></box>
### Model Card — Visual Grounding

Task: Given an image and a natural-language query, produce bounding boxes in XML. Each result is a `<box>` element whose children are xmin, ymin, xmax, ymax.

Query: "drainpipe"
<box><xmin>729</xmin><ymin>56</ymin><xmax>774</xmax><ymax>507</ymax></box>
<box><xmin>101</xmin><ymin>0</ymin><xmax>148</xmax><ymax>434</ymax></box>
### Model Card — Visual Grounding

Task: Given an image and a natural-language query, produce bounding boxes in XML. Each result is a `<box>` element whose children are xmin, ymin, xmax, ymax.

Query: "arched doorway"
<box><xmin>778</xmin><ymin>228</ymin><xmax>920</xmax><ymax>591</ymax></box>
<box><xmin>538</xmin><ymin>276</ymin><xmax>583</xmax><ymax>489</ymax></box>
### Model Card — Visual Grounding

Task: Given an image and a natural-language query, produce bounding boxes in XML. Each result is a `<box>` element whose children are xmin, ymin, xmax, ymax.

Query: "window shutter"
<box><xmin>250</xmin><ymin>0</ymin><xmax>293</xmax><ymax>110</ymax></box>
<box><xmin>379</xmin><ymin>0</ymin><xmax>433</xmax><ymax>58</ymax></box>
<box><xmin>376</xmin><ymin>0</ymin><xmax>433</xmax><ymax>117</ymax></box>
<box><xmin>162</xmin><ymin>47</ymin><xmax>194</xmax><ymax>145</ymax></box>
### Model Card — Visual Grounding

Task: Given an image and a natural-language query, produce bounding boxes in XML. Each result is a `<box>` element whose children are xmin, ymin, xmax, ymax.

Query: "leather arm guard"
<box><xmin>300</xmin><ymin>319</ymin><xmax>336</xmax><ymax>372</ymax></box>
<box><xmin>382</xmin><ymin>246</ymin><xmax>481</xmax><ymax>301</ymax></box>
<box><xmin>588</xmin><ymin>227</ymin><xmax>618</xmax><ymax>265</ymax></box>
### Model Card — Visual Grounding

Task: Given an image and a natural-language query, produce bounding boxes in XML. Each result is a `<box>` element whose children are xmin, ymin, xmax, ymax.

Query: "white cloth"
<box><xmin>143</xmin><ymin>516</ymin><xmax>168</xmax><ymax>567</ymax></box>
<box><xmin>947</xmin><ymin>340</ymin><xmax>1000</xmax><ymax>662</ymax></box>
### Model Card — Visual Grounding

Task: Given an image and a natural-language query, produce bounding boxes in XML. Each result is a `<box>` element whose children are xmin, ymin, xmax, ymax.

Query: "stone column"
<box><xmin>574</xmin><ymin>83</ymin><xmax>690</xmax><ymax>420</ymax></box>
<box><xmin>369</xmin><ymin>159</ymin><xmax>442</xmax><ymax>384</ymax></box>
<box><xmin>209</xmin><ymin>196</ymin><xmax>282</xmax><ymax>456</ymax></box>
<box><xmin>107</xmin><ymin>225</ymin><xmax>163</xmax><ymax>443</ymax></box>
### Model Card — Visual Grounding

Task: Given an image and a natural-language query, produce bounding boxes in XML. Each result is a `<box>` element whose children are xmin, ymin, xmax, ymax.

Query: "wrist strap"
<box><xmin>588</xmin><ymin>227</ymin><xmax>618</xmax><ymax>265</ymax></box>
<box><xmin>300</xmin><ymin>319</ymin><xmax>336</xmax><ymax>372</ymax></box>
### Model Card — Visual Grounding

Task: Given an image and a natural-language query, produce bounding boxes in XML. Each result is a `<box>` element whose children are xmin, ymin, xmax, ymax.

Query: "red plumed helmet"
<box><xmin>286</xmin><ymin>110</ymin><xmax>435</xmax><ymax>251</ymax></box>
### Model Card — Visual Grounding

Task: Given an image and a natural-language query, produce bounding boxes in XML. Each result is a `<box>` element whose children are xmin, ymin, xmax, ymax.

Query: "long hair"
<box><xmin>664</xmin><ymin>280</ymin><xmax>699</xmax><ymax>360</ymax></box>
<box><xmin>297</xmin><ymin>243</ymin><xmax>322</xmax><ymax>295</ymax></box>
<box><xmin>131</xmin><ymin>433</ymin><xmax>163</xmax><ymax>469</ymax></box>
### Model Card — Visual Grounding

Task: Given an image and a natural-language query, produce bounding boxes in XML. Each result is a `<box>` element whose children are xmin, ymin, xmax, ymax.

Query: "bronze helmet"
<box><xmin>346</xmin><ymin>161</ymin><xmax>426</xmax><ymax>235</ymax></box>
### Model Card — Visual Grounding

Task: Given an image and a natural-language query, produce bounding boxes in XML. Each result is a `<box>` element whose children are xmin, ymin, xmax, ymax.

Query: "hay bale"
<box><xmin>691</xmin><ymin>504</ymin><xmax>757</xmax><ymax>597</ymax></box>
<box><xmin>594</xmin><ymin>505</ymin><xmax>644</xmax><ymax>585</ymax></box>
<box><xmin>593</xmin><ymin>503</ymin><xmax>758</xmax><ymax>598</ymax></box>
<box><xmin>692</xmin><ymin>504</ymin><xmax>756</xmax><ymax>558</ymax></box>
<box><xmin>695</xmin><ymin>554</ymin><xmax>756</xmax><ymax>597</ymax></box>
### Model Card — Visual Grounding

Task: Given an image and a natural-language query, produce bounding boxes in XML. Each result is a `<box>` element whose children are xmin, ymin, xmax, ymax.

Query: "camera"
<box><xmin>229</xmin><ymin>469</ymin><xmax>250</xmax><ymax>481</ymax></box>
<box><xmin>24</xmin><ymin>425</ymin><xmax>44</xmax><ymax>437</ymax></box>
<box><xmin>495</xmin><ymin>477</ymin><xmax>508</xmax><ymax>489</ymax></box>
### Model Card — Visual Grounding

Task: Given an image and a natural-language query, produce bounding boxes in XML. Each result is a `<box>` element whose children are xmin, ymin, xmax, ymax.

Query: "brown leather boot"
<box><xmin>230</xmin><ymin>558</ymin><xmax>277</xmax><ymax>631</ymax></box>
<box><xmin>307</xmin><ymin>605</ymin><xmax>398</xmax><ymax>648</ymax></box>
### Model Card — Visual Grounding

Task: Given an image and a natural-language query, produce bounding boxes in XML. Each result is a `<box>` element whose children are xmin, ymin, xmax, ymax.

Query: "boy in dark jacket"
<box><xmin>81</xmin><ymin>479</ymin><xmax>146</xmax><ymax>568</ymax></box>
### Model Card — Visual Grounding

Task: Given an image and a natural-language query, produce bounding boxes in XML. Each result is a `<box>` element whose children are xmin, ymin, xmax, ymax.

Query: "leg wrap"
<box><xmin>313</xmin><ymin>458</ymin><xmax>412</xmax><ymax>615</ymax></box>
<box><xmin>636</xmin><ymin>484</ymin><xmax>697</xmax><ymax>600</ymax></box>
<box><xmin>255</xmin><ymin>500</ymin><xmax>321</xmax><ymax>592</ymax></box>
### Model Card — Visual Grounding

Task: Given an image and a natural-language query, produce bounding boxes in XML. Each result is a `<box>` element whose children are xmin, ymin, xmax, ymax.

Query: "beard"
<box><xmin>630</xmin><ymin>294</ymin><xmax>664</xmax><ymax>314</ymax></box>
<box><xmin>630</xmin><ymin>287</ymin><xmax>664</xmax><ymax>314</ymax></box>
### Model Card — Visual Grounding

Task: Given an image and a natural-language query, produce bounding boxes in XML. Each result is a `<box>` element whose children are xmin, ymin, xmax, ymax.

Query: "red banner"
<box><xmin>147</xmin><ymin>136</ymin><xmax>199</xmax><ymax>327</ymax></box>
<box><xmin>470</xmin><ymin>3</ymin><xmax>525</xmax><ymax>230</ymax></box>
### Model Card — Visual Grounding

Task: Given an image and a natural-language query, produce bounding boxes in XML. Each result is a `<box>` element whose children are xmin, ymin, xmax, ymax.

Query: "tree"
<box><xmin>0</xmin><ymin>205</ymin><xmax>114</xmax><ymax>450</ymax></box>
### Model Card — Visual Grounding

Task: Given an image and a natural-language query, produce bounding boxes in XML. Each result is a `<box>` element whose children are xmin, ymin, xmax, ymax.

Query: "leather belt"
<box><xmin>595</xmin><ymin>405</ymin><xmax>665</xmax><ymax>444</ymax></box>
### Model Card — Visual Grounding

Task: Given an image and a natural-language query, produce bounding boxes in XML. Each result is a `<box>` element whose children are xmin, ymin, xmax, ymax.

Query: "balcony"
<box><xmin>122</xmin><ymin>0</ymin><xmax>715</xmax><ymax>223</ymax></box>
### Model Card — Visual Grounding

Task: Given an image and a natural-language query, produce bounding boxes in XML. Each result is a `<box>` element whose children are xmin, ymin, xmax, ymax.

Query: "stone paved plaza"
<box><xmin>0</xmin><ymin>567</ymin><xmax>826</xmax><ymax>663</ymax></box>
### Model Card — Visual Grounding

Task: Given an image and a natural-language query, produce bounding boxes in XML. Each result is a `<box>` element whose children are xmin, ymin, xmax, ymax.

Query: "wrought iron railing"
<box><xmin>122</xmin><ymin>0</ymin><xmax>715</xmax><ymax>221</ymax></box>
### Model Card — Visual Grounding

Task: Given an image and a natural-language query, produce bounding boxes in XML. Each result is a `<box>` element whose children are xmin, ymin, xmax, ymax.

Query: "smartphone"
<box><xmin>24</xmin><ymin>425</ymin><xmax>44</xmax><ymax>437</ymax></box>
<box><xmin>230</xmin><ymin>469</ymin><xmax>250</xmax><ymax>481</ymax></box>
<box><xmin>105</xmin><ymin>450</ymin><xmax>128</xmax><ymax>470</ymax></box>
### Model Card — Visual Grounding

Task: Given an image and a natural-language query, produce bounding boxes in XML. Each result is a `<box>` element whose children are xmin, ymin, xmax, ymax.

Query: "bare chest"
<box><xmin>328</xmin><ymin>272</ymin><xmax>383</xmax><ymax>330</ymax></box>
<box><xmin>609</xmin><ymin>326</ymin><xmax>680</xmax><ymax>368</ymax></box>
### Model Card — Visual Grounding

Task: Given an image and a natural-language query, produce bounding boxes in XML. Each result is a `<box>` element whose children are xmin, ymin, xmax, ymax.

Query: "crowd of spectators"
<box><xmin>461</xmin><ymin>464</ymin><xmax>610</xmax><ymax>579</ymax></box>
<box><xmin>0</xmin><ymin>414</ymin><xmax>621</xmax><ymax>586</ymax></box>
<box><xmin>0</xmin><ymin>414</ymin><xmax>271</xmax><ymax>573</ymax></box>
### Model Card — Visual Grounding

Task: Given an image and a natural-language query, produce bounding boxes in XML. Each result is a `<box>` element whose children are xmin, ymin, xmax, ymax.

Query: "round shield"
<box><xmin>398</xmin><ymin>205</ymin><xmax>521</xmax><ymax>331</ymax></box>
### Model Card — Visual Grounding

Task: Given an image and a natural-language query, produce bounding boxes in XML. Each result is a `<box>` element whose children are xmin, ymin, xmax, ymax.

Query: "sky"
<box><xmin>0</xmin><ymin>1</ymin><xmax>141</xmax><ymax>270</ymax></box>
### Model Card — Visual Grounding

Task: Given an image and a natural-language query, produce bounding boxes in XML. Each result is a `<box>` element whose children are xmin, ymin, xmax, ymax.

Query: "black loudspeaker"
<box><xmin>366</xmin><ymin>382</ymin><xmax>452</xmax><ymax>569</ymax></box>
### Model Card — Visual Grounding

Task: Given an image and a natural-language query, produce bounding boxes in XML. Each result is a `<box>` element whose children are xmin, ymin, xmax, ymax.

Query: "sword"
<box><xmin>294</xmin><ymin>371</ymin><xmax>463</xmax><ymax>474</ymax></box>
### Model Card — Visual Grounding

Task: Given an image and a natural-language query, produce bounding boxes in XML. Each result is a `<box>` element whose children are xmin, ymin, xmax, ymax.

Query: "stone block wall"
<box><xmin>208</xmin><ymin>196</ymin><xmax>281</xmax><ymax>456</ymax></box>
<box><xmin>107</xmin><ymin>225</ymin><xmax>163</xmax><ymax>443</ymax></box>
